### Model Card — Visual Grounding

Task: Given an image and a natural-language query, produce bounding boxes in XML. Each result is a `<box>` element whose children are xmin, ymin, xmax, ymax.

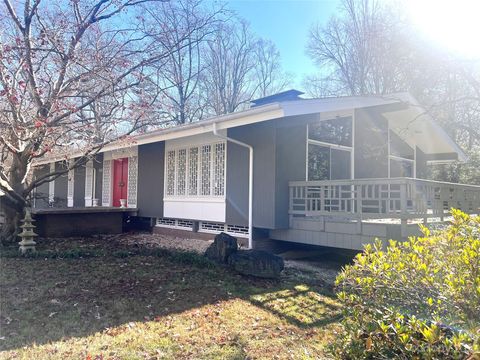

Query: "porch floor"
<box><xmin>32</xmin><ymin>207</ymin><xmax>138</xmax><ymax>215</ymax></box>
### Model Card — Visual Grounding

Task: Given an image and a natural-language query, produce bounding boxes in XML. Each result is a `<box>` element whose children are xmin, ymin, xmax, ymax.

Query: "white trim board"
<box><xmin>103</xmin><ymin>146</ymin><xmax>138</xmax><ymax>161</ymax></box>
<box><xmin>34</xmin><ymin>92</ymin><xmax>466</xmax><ymax>166</ymax></box>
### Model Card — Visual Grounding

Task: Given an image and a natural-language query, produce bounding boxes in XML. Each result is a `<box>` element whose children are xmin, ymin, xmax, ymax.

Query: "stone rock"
<box><xmin>204</xmin><ymin>232</ymin><xmax>238</xmax><ymax>263</ymax></box>
<box><xmin>227</xmin><ymin>250</ymin><xmax>284</xmax><ymax>279</ymax></box>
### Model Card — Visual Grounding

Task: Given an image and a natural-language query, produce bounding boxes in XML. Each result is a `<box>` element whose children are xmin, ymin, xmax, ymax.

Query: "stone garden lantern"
<box><xmin>18</xmin><ymin>208</ymin><xmax>38</xmax><ymax>254</ymax></box>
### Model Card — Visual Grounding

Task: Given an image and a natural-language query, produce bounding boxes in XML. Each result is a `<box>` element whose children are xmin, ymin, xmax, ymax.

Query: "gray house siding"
<box><xmin>226</xmin><ymin>123</ymin><xmax>276</xmax><ymax>229</ymax></box>
<box><xmin>54</xmin><ymin>161</ymin><xmax>68</xmax><ymax>207</ymax></box>
<box><xmin>93</xmin><ymin>153</ymin><xmax>103</xmax><ymax>201</ymax></box>
<box><xmin>34</xmin><ymin>165</ymin><xmax>50</xmax><ymax>208</ymax></box>
<box><xmin>225</xmin><ymin>141</ymin><xmax>249</xmax><ymax>226</ymax></box>
<box><xmin>275</xmin><ymin>123</ymin><xmax>307</xmax><ymax>228</ymax></box>
<box><xmin>137</xmin><ymin>142</ymin><xmax>165</xmax><ymax>218</ymax></box>
<box><xmin>73</xmin><ymin>163</ymin><xmax>85</xmax><ymax>207</ymax></box>
<box><xmin>226</xmin><ymin>116</ymin><xmax>310</xmax><ymax>229</ymax></box>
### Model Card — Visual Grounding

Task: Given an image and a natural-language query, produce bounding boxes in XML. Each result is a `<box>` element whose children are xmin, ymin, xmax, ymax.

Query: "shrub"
<box><xmin>333</xmin><ymin>209</ymin><xmax>480</xmax><ymax>359</ymax></box>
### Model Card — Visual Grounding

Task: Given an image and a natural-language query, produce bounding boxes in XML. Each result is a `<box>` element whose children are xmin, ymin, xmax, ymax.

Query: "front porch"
<box><xmin>270</xmin><ymin>178</ymin><xmax>480</xmax><ymax>249</ymax></box>
<box><xmin>32</xmin><ymin>207</ymin><xmax>138</xmax><ymax>237</ymax></box>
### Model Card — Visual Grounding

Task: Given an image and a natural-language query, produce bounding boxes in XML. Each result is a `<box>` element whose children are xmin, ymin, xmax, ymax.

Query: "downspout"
<box><xmin>212</xmin><ymin>123</ymin><xmax>253</xmax><ymax>249</ymax></box>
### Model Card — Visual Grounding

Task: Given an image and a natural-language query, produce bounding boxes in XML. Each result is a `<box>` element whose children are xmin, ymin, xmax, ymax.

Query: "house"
<box><xmin>32</xmin><ymin>90</ymin><xmax>480</xmax><ymax>250</ymax></box>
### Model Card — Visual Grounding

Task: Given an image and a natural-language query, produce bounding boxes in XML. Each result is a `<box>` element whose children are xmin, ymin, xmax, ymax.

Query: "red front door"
<box><xmin>112</xmin><ymin>158</ymin><xmax>128</xmax><ymax>207</ymax></box>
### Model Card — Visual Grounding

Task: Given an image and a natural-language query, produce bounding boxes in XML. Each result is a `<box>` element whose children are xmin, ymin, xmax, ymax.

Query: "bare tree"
<box><xmin>253</xmin><ymin>38</ymin><xmax>291</xmax><ymax>98</ymax></box>
<box><xmin>0</xmin><ymin>0</ymin><xmax>211</xmax><ymax>243</ymax></box>
<box><xmin>305</xmin><ymin>0</ymin><xmax>480</xmax><ymax>184</ymax></box>
<box><xmin>201</xmin><ymin>19</ymin><xmax>258</xmax><ymax>115</ymax></box>
<box><xmin>306</xmin><ymin>0</ymin><xmax>410</xmax><ymax>96</ymax></box>
<box><xmin>142</xmin><ymin>0</ymin><xmax>221</xmax><ymax>125</ymax></box>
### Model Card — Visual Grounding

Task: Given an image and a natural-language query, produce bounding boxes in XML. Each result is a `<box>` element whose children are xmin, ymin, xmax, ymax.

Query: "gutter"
<box><xmin>34</xmin><ymin>102</ymin><xmax>282</xmax><ymax>166</ymax></box>
<box><xmin>212</xmin><ymin>122</ymin><xmax>253</xmax><ymax>250</ymax></box>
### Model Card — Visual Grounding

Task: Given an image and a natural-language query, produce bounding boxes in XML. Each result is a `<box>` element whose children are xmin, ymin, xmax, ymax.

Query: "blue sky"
<box><xmin>227</xmin><ymin>0</ymin><xmax>340</xmax><ymax>86</ymax></box>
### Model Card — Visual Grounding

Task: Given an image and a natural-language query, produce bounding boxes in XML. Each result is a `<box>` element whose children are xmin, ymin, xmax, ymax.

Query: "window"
<box><xmin>165</xmin><ymin>141</ymin><xmax>226</xmax><ymax>197</ymax></box>
<box><xmin>308</xmin><ymin>117</ymin><xmax>352</xmax><ymax>147</ymax></box>
<box><xmin>390</xmin><ymin>131</ymin><xmax>414</xmax><ymax>159</ymax></box>
<box><xmin>307</xmin><ymin>117</ymin><xmax>353</xmax><ymax>181</ymax></box>
<box><xmin>308</xmin><ymin>144</ymin><xmax>330</xmax><ymax>181</ymax></box>
<box><xmin>390</xmin><ymin>158</ymin><xmax>414</xmax><ymax>177</ymax></box>
<box><xmin>389</xmin><ymin>130</ymin><xmax>415</xmax><ymax>178</ymax></box>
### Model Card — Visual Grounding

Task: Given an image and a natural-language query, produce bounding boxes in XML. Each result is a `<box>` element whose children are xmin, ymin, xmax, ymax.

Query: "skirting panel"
<box><xmin>163</xmin><ymin>199</ymin><xmax>226</xmax><ymax>222</ymax></box>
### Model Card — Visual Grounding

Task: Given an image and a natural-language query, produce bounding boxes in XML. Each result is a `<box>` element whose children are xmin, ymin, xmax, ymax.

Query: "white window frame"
<box><xmin>388</xmin><ymin>155</ymin><xmax>415</xmax><ymax>178</ymax></box>
<box><xmin>306</xmin><ymin>119</ymin><xmax>354</xmax><ymax>181</ymax></box>
<box><xmin>387</xmin><ymin>127</ymin><xmax>416</xmax><ymax>178</ymax></box>
<box><xmin>164</xmin><ymin>140</ymin><xmax>227</xmax><ymax>199</ymax></box>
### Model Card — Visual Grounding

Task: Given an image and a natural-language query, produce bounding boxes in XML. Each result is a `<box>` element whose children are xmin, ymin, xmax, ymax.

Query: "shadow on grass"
<box><xmin>0</xmin><ymin>236</ymin><xmax>342</xmax><ymax>352</ymax></box>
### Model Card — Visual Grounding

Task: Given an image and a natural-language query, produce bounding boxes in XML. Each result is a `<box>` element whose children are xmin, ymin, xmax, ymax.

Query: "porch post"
<box><xmin>400</xmin><ymin>182</ymin><xmax>408</xmax><ymax>238</ymax></box>
<box><xmin>413</xmin><ymin>146</ymin><xmax>417</xmax><ymax>179</ymax></box>
<box><xmin>351</xmin><ymin>111</ymin><xmax>355</xmax><ymax>180</ymax></box>
<box><xmin>387</xmin><ymin>120</ymin><xmax>391</xmax><ymax>178</ymax></box>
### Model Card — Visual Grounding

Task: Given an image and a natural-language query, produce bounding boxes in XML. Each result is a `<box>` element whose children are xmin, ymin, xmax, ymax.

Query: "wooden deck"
<box><xmin>270</xmin><ymin>178</ymin><xmax>480</xmax><ymax>250</ymax></box>
<box><xmin>289</xmin><ymin>177</ymin><xmax>480</xmax><ymax>222</ymax></box>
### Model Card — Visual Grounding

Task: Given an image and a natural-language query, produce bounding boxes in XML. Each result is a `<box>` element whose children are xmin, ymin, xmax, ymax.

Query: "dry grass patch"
<box><xmin>0</xmin><ymin>236</ymin><xmax>341</xmax><ymax>359</ymax></box>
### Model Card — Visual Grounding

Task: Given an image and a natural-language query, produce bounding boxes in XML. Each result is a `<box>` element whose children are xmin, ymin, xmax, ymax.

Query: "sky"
<box><xmin>227</xmin><ymin>0</ymin><xmax>340</xmax><ymax>87</ymax></box>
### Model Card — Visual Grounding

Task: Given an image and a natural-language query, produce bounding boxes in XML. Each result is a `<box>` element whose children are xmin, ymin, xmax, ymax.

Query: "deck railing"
<box><xmin>289</xmin><ymin>178</ymin><xmax>480</xmax><ymax>221</ymax></box>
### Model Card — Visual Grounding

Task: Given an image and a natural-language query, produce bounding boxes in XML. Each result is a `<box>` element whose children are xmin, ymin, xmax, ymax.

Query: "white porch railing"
<box><xmin>289</xmin><ymin>178</ymin><xmax>480</xmax><ymax>222</ymax></box>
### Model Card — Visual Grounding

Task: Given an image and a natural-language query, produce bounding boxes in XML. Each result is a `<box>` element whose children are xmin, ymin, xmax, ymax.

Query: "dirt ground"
<box><xmin>28</xmin><ymin>231</ymin><xmax>348</xmax><ymax>286</ymax></box>
<box><xmin>105</xmin><ymin>232</ymin><xmax>347</xmax><ymax>285</ymax></box>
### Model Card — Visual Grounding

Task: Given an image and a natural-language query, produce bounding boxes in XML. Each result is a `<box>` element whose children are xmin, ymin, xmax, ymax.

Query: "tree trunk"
<box><xmin>1</xmin><ymin>154</ymin><xmax>29</xmax><ymax>245</ymax></box>
<box><xmin>0</xmin><ymin>201</ymin><xmax>23</xmax><ymax>245</ymax></box>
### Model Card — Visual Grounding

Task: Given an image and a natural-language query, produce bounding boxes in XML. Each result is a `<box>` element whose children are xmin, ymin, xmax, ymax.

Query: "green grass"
<box><xmin>0</xmin><ymin>237</ymin><xmax>341</xmax><ymax>359</ymax></box>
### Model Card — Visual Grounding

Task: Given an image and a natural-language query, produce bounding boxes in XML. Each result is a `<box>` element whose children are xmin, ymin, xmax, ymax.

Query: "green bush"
<box><xmin>333</xmin><ymin>209</ymin><xmax>480</xmax><ymax>359</ymax></box>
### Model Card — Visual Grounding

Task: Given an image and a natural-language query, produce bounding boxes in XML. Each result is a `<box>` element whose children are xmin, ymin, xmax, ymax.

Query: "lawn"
<box><xmin>0</xmin><ymin>236</ymin><xmax>342</xmax><ymax>359</ymax></box>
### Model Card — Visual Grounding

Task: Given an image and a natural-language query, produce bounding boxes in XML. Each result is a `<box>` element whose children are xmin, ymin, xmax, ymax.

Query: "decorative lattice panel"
<box><xmin>201</xmin><ymin>145</ymin><xmax>212</xmax><ymax>196</ymax></box>
<box><xmin>156</xmin><ymin>218</ymin><xmax>176</xmax><ymax>227</ymax></box>
<box><xmin>213</xmin><ymin>143</ymin><xmax>225</xmax><ymax>196</ymax></box>
<box><xmin>156</xmin><ymin>218</ymin><xmax>194</xmax><ymax>230</ymax></box>
<box><xmin>166</xmin><ymin>150</ymin><xmax>176</xmax><ymax>196</ymax></box>
<box><xmin>177</xmin><ymin>219</ymin><xmax>194</xmax><ymax>229</ymax></box>
<box><xmin>165</xmin><ymin>141</ymin><xmax>225</xmax><ymax>199</ymax></box>
<box><xmin>176</xmin><ymin>149</ymin><xmax>187</xmax><ymax>196</ymax></box>
<box><xmin>226</xmin><ymin>224</ymin><xmax>249</xmax><ymax>237</ymax></box>
<box><xmin>199</xmin><ymin>221</ymin><xmax>225</xmax><ymax>233</ymax></box>
<box><xmin>188</xmin><ymin>147</ymin><xmax>199</xmax><ymax>196</ymax></box>
<box><xmin>102</xmin><ymin>159</ymin><xmax>112</xmax><ymax>206</ymax></box>
<box><xmin>127</xmin><ymin>156</ymin><xmax>138</xmax><ymax>207</ymax></box>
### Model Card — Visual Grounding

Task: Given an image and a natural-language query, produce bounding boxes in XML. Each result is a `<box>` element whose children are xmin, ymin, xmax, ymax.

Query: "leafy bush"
<box><xmin>333</xmin><ymin>210</ymin><xmax>480</xmax><ymax>359</ymax></box>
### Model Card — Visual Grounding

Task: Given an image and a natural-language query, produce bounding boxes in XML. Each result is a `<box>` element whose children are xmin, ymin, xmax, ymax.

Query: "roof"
<box><xmin>250</xmin><ymin>89</ymin><xmax>304</xmax><ymax>107</ymax></box>
<box><xmin>34</xmin><ymin>92</ymin><xmax>467</xmax><ymax>165</ymax></box>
